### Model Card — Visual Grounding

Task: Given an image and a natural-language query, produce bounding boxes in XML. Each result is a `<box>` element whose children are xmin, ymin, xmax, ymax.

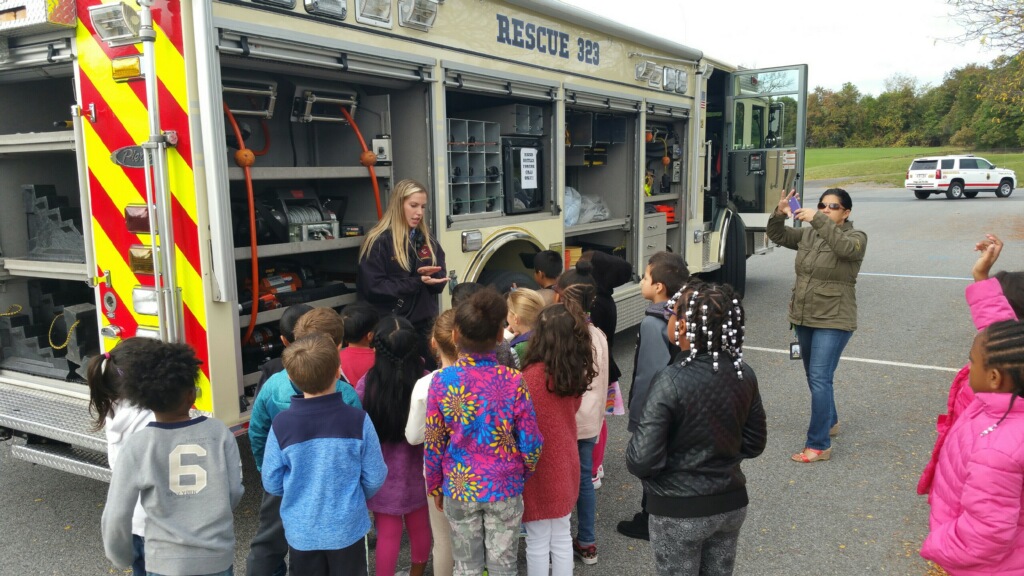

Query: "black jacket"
<box><xmin>357</xmin><ymin>229</ymin><xmax>447</xmax><ymax>324</ymax></box>
<box><xmin>586</xmin><ymin>251</ymin><xmax>632</xmax><ymax>382</ymax></box>
<box><xmin>626</xmin><ymin>354</ymin><xmax>767</xmax><ymax>518</ymax></box>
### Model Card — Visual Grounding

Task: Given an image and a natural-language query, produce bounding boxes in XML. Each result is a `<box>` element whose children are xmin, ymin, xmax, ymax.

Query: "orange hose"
<box><xmin>253</xmin><ymin>119</ymin><xmax>271</xmax><ymax>156</ymax></box>
<box><xmin>339</xmin><ymin>106</ymin><xmax>383</xmax><ymax>219</ymax></box>
<box><xmin>223</xmin><ymin>102</ymin><xmax>260</xmax><ymax>345</ymax></box>
<box><xmin>248</xmin><ymin>98</ymin><xmax>271</xmax><ymax>156</ymax></box>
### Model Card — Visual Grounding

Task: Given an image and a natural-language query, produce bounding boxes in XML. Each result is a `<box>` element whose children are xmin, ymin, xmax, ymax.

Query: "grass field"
<box><xmin>805</xmin><ymin>147</ymin><xmax>1024</xmax><ymax>188</ymax></box>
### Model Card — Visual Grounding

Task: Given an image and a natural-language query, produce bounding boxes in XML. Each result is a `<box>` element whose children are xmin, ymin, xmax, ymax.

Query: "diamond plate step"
<box><xmin>10</xmin><ymin>441</ymin><xmax>111</xmax><ymax>482</ymax></box>
<box><xmin>0</xmin><ymin>381</ymin><xmax>105</xmax><ymax>452</ymax></box>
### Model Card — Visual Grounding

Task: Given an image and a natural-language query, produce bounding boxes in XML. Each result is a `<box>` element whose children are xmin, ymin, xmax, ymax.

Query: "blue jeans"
<box><xmin>576</xmin><ymin>436</ymin><xmax>597</xmax><ymax>545</ymax></box>
<box><xmin>131</xmin><ymin>535</ymin><xmax>146</xmax><ymax>575</ymax></box>
<box><xmin>795</xmin><ymin>326</ymin><xmax>852</xmax><ymax>450</ymax></box>
<box><xmin>148</xmin><ymin>567</ymin><xmax>232</xmax><ymax>576</ymax></box>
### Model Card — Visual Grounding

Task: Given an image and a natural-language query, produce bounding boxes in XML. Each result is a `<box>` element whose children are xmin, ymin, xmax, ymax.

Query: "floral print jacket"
<box><xmin>425</xmin><ymin>353</ymin><xmax>542</xmax><ymax>502</ymax></box>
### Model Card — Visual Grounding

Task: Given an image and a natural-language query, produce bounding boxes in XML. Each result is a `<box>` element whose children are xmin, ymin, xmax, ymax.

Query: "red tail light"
<box><xmin>936</xmin><ymin>169</ymin><xmax>942</xmax><ymax>179</ymax></box>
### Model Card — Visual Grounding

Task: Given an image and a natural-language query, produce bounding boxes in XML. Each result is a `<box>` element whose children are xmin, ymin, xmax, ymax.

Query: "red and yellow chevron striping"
<box><xmin>77</xmin><ymin>0</ymin><xmax>213</xmax><ymax>409</ymax></box>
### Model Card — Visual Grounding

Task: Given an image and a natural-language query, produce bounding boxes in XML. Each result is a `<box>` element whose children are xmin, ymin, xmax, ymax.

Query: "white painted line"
<box><xmin>743</xmin><ymin>346</ymin><xmax>960</xmax><ymax>373</ymax></box>
<box><xmin>859</xmin><ymin>272</ymin><xmax>972</xmax><ymax>281</ymax></box>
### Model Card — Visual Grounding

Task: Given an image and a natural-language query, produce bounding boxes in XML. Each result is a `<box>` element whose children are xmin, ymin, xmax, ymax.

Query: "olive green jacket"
<box><xmin>766</xmin><ymin>210</ymin><xmax>867</xmax><ymax>332</ymax></box>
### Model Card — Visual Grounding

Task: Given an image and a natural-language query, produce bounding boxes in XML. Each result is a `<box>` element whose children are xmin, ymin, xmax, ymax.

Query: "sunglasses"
<box><xmin>817</xmin><ymin>202</ymin><xmax>845</xmax><ymax>210</ymax></box>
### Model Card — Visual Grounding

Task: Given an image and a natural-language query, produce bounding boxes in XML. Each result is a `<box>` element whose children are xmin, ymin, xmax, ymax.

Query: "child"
<box><xmin>578</xmin><ymin>250</ymin><xmax>632</xmax><ymax>490</ymax></box>
<box><xmin>262</xmin><ymin>333</ymin><xmax>388</xmax><ymax>576</ymax></box>
<box><xmin>626</xmin><ymin>282</ymin><xmax>766</xmax><ymax>576</ymax></box>
<box><xmin>406</xmin><ymin>309</ymin><xmax>457</xmax><ymax>576</ymax></box>
<box><xmin>618</xmin><ymin>251</ymin><xmax>688</xmax><ymax>540</ymax></box>
<box><xmin>533</xmin><ymin>249</ymin><xmax>563</xmax><ymax>305</ymax></box>
<box><xmin>451</xmin><ymin>281</ymin><xmax>515</xmax><ymax>369</ymax></box>
<box><xmin>102</xmin><ymin>341</ymin><xmax>243</xmax><ymax>576</ymax></box>
<box><xmin>355</xmin><ymin>316</ymin><xmax>431</xmax><ymax>576</ymax></box>
<box><xmin>506</xmin><ymin>288</ymin><xmax>545</xmax><ymax>369</ymax></box>
<box><xmin>920</xmin><ymin>319</ymin><xmax>1024</xmax><ymax>573</ymax></box>
<box><xmin>339</xmin><ymin>301</ymin><xmax>378</xmax><ymax>385</ymax></box>
<box><xmin>247</xmin><ymin>307</ymin><xmax>362</xmax><ymax>576</ymax></box>
<box><xmin>520</xmin><ymin>304</ymin><xmax>594</xmax><ymax>576</ymax></box>
<box><xmin>424</xmin><ymin>288</ymin><xmax>543</xmax><ymax>576</ymax></box>
<box><xmin>554</xmin><ymin>262</ymin><xmax>609</xmax><ymax>565</ymax></box>
<box><xmin>87</xmin><ymin>337</ymin><xmax>159</xmax><ymax>575</ymax></box>
<box><xmin>919</xmin><ymin>233</ymin><xmax>1021</xmax><ymax>494</ymax></box>
<box><xmin>256</xmin><ymin>303</ymin><xmax>314</xmax><ymax>393</ymax></box>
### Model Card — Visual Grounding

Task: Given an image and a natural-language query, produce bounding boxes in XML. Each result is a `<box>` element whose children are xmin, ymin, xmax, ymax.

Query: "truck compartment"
<box><xmin>0</xmin><ymin>78</ymin><xmax>99</xmax><ymax>386</ymax></box>
<box><xmin>218</xmin><ymin>61</ymin><xmax>430</xmax><ymax>387</ymax></box>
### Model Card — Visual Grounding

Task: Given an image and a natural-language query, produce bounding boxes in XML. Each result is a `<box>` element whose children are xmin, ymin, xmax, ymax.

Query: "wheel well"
<box><xmin>1001</xmin><ymin>177</ymin><xmax>1014</xmax><ymax>186</ymax></box>
<box><xmin>950</xmin><ymin>179</ymin><xmax>964</xmax><ymax>185</ymax></box>
<box><xmin>465</xmin><ymin>233</ymin><xmax>544</xmax><ymax>284</ymax></box>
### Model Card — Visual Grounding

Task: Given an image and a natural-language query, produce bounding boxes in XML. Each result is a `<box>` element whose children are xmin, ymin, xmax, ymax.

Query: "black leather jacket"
<box><xmin>626</xmin><ymin>354</ymin><xmax>767</xmax><ymax>518</ymax></box>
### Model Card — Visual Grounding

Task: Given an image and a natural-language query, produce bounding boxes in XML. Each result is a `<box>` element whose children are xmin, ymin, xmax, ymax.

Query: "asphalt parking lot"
<box><xmin>1</xmin><ymin>184</ymin><xmax>1021</xmax><ymax>575</ymax></box>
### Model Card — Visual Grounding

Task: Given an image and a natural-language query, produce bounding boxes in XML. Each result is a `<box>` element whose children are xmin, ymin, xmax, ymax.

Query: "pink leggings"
<box><xmin>374</xmin><ymin>505</ymin><xmax>432</xmax><ymax>576</ymax></box>
<box><xmin>593</xmin><ymin>420</ymin><xmax>608</xmax><ymax>477</ymax></box>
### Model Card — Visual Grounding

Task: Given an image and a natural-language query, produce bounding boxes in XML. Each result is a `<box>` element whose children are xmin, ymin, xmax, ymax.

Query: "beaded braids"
<box><xmin>670</xmin><ymin>281</ymin><xmax>746</xmax><ymax>378</ymax></box>
<box><xmin>978</xmin><ymin>319</ymin><xmax>1024</xmax><ymax>435</ymax></box>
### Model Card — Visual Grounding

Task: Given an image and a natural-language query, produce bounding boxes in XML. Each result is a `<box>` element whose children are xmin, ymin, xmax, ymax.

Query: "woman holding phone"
<box><xmin>766</xmin><ymin>188</ymin><xmax>867</xmax><ymax>463</ymax></box>
<box><xmin>358</xmin><ymin>179</ymin><xmax>448</xmax><ymax>369</ymax></box>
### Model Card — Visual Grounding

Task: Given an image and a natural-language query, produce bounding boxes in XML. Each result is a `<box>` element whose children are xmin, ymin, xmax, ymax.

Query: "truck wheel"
<box><xmin>996</xmin><ymin>179</ymin><xmax>1014</xmax><ymax>198</ymax></box>
<box><xmin>914</xmin><ymin>190</ymin><xmax>930</xmax><ymax>200</ymax></box>
<box><xmin>705</xmin><ymin>214</ymin><xmax>747</xmax><ymax>297</ymax></box>
<box><xmin>945</xmin><ymin>182</ymin><xmax>964</xmax><ymax>199</ymax></box>
<box><xmin>963</xmin><ymin>191</ymin><xmax>979</xmax><ymax>198</ymax></box>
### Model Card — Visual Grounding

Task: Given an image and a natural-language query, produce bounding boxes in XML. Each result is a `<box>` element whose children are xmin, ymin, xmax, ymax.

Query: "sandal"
<box><xmin>830</xmin><ymin>422</ymin><xmax>840</xmax><ymax>437</ymax></box>
<box><xmin>791</xmin><ymin>447</ymin><xmax>831</xmax><ymax>463</ymax></box>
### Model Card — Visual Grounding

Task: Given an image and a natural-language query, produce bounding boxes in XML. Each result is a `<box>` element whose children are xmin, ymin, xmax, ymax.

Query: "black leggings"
<box><xmin>288</xmin><ymin>539</ymin><xmax>366</xmax><ymax>576</ymax></box>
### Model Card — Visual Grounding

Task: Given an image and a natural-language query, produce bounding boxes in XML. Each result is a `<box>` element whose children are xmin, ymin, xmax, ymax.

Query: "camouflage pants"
<box><xmin>444</xmin><ymin>495</ymin><xmax>523</xmax><ymax>576</ymax></box>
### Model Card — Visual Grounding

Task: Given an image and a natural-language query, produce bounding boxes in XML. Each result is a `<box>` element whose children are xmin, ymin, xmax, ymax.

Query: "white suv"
<box><xmin>905</xmin><ymin>155</ymin><xmax>1015</xmax><ymax>199</ymax></box>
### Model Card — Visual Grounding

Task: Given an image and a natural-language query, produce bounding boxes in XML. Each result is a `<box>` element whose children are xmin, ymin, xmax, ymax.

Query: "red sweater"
<box><xmin>521</xmin><ymin>363</ymin><xmax>582</xmax><ymax>522</ymax></box>
<box><xmin>339</xmin><ymin>347</ymin><xmax>375</xmax><ymax>387</ymax></box>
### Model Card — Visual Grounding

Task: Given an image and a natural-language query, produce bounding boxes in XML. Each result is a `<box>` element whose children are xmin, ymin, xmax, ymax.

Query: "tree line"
<box><xmin>807</xmin><ymin>0</ymin><xmax>1024</xmax><ymax>149</ymax></box>
<box><xmin>806</xmin><ymin>56</ymin><xmax>1024</xmax><ymax>149</ymax></box>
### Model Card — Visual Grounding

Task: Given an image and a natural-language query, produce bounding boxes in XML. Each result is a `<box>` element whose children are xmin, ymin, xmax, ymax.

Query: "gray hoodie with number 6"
<box><xmin>101</xmin><ymin>416</ymin><xmax>243</xmax><ymax>575</ymax></box>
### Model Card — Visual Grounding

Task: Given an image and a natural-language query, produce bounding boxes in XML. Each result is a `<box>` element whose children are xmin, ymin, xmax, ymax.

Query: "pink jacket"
<box><xmin>918</xmin><ymin>279</ymin><xmax>1018</xmax><ymax>495</ymax></box>
<box><xmin>921</xmin><ymin>392</ymin><xmax>1024</xmax><ymax>575</ymax></box>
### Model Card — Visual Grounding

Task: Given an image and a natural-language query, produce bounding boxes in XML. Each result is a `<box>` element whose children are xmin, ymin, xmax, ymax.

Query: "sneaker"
<box><xmin>592</xmin><ymin>476</ymin><xmax>602</xmax><ymax>490</ymax></box>
<box><xmin>596</xmin><ymin>464</ymin><xmax>605</xmax><ymax>479</ymax></box>
<box><xmin>616</xmin><ymin>512</ymin><xmax>650</xmax><ymax>541</ymax></box>
<box><xmin>573</xmin><ymin>539</ymin><xmax>598</xmax><ymax>565</ymax></box>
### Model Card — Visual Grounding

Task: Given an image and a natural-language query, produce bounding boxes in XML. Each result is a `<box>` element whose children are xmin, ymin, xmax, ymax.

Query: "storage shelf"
<box><xmin>0</xmin><ymin>131</ymin><xmax>76</xmax><ymax>155</ymax></box>
<box><xmin>234</xmin><ymin>235</ymin><xmax>364</xmax><ymax>260</ymax></box>
<box><xmin>644</xmin><ymin>193</ymin><xmax>678</xmax><ymax>203</ymax></box>
<box><xmin>448</xmin><ymin>211</ymin><xmax>503</xmax><ymax>224</ymax></box>
<box><xmin>1</xmin><ymin>258</ymin><xmax>89</xmax><ymax>282</ymax></box>
<box><xmin>239</xmin><ymin>291</ymin><xmax>357</xmax><ymax>326</ymax></box>
<box><xmin>565</xmin><ymin>217</ymin><xmax>630</xmax><ymax>237</ymax></box>
<box><xmin>666</xmin><ymin>223</ymin><xmax>680</xmax><ymax>230</ymax></box>
<box><xmin>227</xmin><ymin>166</ymin><xmax>392</xmax><ymax>181</ymax></box>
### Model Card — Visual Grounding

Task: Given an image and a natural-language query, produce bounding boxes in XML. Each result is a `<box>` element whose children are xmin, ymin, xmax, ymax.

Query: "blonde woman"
<box><xmin>358</xmin><ymin>179</ymin><xmax>447</xmax><ymax>368</ymax></box>
<box><xmin>506</xmin><ymin>288</ymin><xmax>546</xmax><ymax>370</ymax></box>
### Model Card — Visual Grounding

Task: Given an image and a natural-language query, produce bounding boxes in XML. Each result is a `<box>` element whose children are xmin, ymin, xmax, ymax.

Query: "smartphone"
<box><xmin>787</xmin><ymin>196</ymin><xmax>802</xmax><ymax>216</ymax></box>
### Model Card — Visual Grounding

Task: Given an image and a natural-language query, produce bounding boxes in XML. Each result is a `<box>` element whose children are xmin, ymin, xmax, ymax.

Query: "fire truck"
<box><xmin>0</xmin><ymin>0</ymin><xmax>806</xmax><ymax>479</ymax></box>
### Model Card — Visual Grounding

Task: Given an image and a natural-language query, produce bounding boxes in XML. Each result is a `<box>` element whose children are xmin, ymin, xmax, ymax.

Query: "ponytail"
<box><xmin>85</xmin><ymin>337</ymin><xmax>157</xmax><ymax>431</ymax></box>
<box><xmin>557</xmin><ymin>259</ymin><xmax>598</xmax><ymax>315</ymax></box>
<box><xmin>86</xmin><ymin>353</ymin><xmax>117</xmax><ymax>431</ymax></box>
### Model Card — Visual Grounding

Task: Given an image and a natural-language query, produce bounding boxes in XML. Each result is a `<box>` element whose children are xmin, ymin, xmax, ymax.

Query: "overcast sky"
<box><xmin>556</xmin><ymin>0</ymin><xmax>1004</xmax><ymax>96</ymax></box>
